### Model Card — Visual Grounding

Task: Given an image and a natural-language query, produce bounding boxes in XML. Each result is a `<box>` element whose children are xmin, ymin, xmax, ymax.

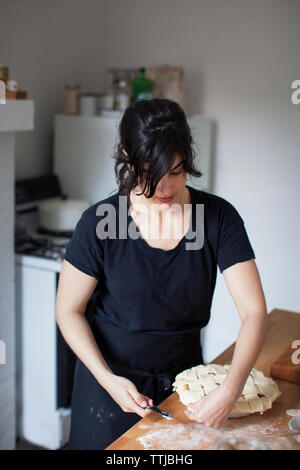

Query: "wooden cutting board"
<box><xmin>106</xmin><ymin>309</ymin><xmax>300</xmax><ymax>450</ymax></box>
<box><xmin>270</xmin><ymin>338</ymin><xmax>300</xmax><ymax>384</ymax></box>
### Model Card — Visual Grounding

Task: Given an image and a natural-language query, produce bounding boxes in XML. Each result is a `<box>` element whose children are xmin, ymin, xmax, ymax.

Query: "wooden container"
<box><xmin>270</xmin><ymin>338</ymin><xmax>300</xmax><ymax>384</ymax></box>
<box><xmin>6</xmin><ymin>90</ymin><xmax>28</xmax><ymax>100</ymax></box>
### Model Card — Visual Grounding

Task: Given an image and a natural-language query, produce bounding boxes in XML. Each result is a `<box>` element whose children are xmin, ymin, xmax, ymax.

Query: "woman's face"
<box><xmin>127</xmin><ymin>152</ymin><xmax>187</xmax><ymax>207</ymax></box>
<box><xmin>146</xmin><ymin>154</ymin><xmax>187</xmax><ymax>206</ymax></box>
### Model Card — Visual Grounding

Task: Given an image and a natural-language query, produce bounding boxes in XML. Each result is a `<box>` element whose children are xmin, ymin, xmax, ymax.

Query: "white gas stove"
<box><xmin>15</xmin><ymin>175</ymin><xmax>77</xmax><ymax>450</ymax></box>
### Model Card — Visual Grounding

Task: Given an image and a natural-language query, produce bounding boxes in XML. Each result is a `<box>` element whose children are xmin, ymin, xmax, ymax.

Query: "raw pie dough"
<box><xmin>172</xmin><ymin>364</ymin><xmax>281</xmax><ymax>414</ymax></box>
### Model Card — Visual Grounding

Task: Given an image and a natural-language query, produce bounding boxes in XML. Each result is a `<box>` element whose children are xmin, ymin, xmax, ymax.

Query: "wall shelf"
<box><xmin>0</xmin><ymin>100</ymin><xmax>34</xmax><ymax>132</ymax></box>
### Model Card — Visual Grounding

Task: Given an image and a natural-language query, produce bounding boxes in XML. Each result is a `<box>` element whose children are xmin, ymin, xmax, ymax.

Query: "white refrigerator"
<box><xmin>53</xmin><ymin>113</ymin><xmax>213</xmax><ymax>204</ymax></box>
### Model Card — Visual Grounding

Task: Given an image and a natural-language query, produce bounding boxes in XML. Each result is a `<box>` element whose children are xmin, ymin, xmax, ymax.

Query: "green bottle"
<box><xmin>132</xmin><ymin>67</ymin><xmax>153</xmax><ymax>102</ymax></box>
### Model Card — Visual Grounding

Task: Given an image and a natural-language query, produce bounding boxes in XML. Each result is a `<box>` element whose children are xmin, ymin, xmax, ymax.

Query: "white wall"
<box><xmin>104</xmin><ymin>0</ymin><xmax>300</xmax><ymax>361</ymax></box>
<box><xmin>0</xmin><ymin>0</ymin><xmax>107</xmax><ymax>179</ymax></box>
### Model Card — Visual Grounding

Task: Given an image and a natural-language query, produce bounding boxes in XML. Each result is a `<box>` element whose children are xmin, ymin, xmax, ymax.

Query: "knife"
<box><xmin>144</xmin><ymin>405</ymin><xmax>174</xmax><ymax>420</ymax></box>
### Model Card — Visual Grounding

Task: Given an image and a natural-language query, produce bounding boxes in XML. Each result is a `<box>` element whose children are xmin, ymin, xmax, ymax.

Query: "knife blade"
<box><xmin>144</xmin><ymin>405</ymin><xmax>174</xmax><ymax>420</ymax></box>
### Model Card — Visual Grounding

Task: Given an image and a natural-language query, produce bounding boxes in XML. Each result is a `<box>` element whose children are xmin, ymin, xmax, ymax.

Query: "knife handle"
<box><xmin>144</xmin><ymin>405</ymin><xmax>174</xmax><ymax>419</ymax></box>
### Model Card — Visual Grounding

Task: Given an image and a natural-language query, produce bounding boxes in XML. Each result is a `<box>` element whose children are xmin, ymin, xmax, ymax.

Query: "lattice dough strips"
<box><xmin>172</xmin><ymin>364</ymin><xmax>282</xmax><ymax>414</ymax></box>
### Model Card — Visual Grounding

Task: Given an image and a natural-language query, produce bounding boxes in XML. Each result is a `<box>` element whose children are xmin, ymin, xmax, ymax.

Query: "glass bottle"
<box><xmin>115</xmin><ymin>79</ymin><xmax>131</xmax><ymax>110</ymax></box>
<box><xmin>132</xmin><ymin>67</ymin><xmax>153</xmax><ymax>102</ymax></box>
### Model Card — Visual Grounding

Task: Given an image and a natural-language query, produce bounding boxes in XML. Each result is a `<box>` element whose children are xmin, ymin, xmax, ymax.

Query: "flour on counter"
<box><xmin>137</xmin><ymin>415</ymin><xmax>294</xmax><ymax>450</ymax></box>
<box><xmin>138</xmin><ymin>423</ymin><xmax>151</xmax><ymax>430</ymax></box>
<box><xmin>137</xmin><ymin>422</ymin><xmax>224</xmax><ymax>450</ymax></box>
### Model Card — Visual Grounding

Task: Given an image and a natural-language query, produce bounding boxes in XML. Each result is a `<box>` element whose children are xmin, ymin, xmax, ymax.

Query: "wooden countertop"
<box><xmin>106</xmin><ymin>309</ymin><xmax>300</xmax><ymax>450</ymax></box>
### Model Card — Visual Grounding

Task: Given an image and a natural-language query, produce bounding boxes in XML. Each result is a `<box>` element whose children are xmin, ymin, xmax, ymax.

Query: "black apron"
<box><xmin>68</xmin><ymin>315</ymin><xmax>204</xmax><ymax>450</ymax></box>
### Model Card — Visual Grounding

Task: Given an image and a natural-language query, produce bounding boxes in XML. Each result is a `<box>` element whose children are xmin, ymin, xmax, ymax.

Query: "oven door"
<box><xmin>16</xmin><ymin>257</ymin><xmax>76</xmax><ymax>449</ymax></box>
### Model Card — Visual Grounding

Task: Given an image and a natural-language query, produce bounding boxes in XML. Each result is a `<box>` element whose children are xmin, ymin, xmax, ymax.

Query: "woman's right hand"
<box><xmin>101</xmin><ymin>373</ymin><xmax>154</xmax><ymax>418</ymax></box>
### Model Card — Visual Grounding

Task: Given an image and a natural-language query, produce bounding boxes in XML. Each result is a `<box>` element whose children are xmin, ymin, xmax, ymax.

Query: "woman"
<box><xmin>56</xmin><ymin>99</ymin><xmax>268</xmax><ymax>450</ymax></box>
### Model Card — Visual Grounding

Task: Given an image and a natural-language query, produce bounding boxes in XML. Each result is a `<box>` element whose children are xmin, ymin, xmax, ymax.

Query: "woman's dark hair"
<box><xmin>113</xmin><ymin>98</ymin><xmax>202</xmax><ymax>198</ymax></box>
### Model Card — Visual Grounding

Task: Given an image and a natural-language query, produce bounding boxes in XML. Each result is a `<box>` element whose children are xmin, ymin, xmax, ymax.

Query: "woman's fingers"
<box><xmin>124</xmin><ymin>393</ymin><xmax>153</xmax><ymax>417</ymax></box>
<box><xmin>124</xmin><ymin>384</ymin><xmax>153</xmax><ymax>417</ymax></box>
<box><xmin>133</xmin><ymin>394</ymin><xmax>147</xmax><ymax>408</ymax></box>
<box><xmin>184</xmin><ymin>404</ymin><xmax>230</xmax><ymax>427</ymax></box>
<box><xmin>187</xmin><ymin>397</ymin><xmax>206</xmax><ymax>412</ymax></box>
<box><xmin>128</xmin><ymin>384</ymin><xmax>153</xmax><ymax>408</ymax></box>
<box><xmin>183</xmin><ymin>387</ymin><xmax>234</xmax><ymax>427</ymax></box>
<box><xmin>104</xmin><ymin>374</ymin><xmax>155</xmax><ymax>418</ymax></box>
<box><xmin>124</xmin><ymin>394</ymin><xmax>147</xmax><ymax>417</ymax></box>
<box><xmin>184</xmin><ymin>408</ymin><xmax>201</xmax><ymax>421</ymax></box>
<box><xmin>184</xmin><ymin>408</ymin><xmax>220</xmax><ymax>427</ymax></box>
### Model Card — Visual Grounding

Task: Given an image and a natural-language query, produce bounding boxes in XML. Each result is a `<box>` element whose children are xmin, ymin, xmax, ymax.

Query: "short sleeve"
<box><xmin>64</xmin><ymin>207</ymin><xmax>105</xmax><ymax>280</ymax></box>
<box><xmin>217</xmin><ymin>201</ymin><xmax>255</xmax><ymax>273</ymax></box>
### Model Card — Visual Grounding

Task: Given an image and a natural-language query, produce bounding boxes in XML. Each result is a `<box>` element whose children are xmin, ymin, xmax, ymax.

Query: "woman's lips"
<box><xmin>157</xmin><ymin>195</ymin><xmax>175</xmax><ymax>203</ymax></box>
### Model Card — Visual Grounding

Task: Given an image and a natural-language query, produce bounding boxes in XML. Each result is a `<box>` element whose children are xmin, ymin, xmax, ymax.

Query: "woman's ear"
<box><xmin>122</xmin><ymin>149</ymin><xmax>128</xmax><ymax>158</ymax></box>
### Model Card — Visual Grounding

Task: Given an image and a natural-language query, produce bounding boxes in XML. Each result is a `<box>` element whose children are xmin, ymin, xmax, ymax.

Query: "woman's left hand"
<box><xmin>184</xmin><ymin>383</ymin><xmax>240</xmax><ymax>427</ymax></box>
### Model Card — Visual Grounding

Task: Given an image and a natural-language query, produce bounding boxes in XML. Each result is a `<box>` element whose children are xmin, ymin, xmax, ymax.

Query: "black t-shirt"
<box><xmin>64</xmin><ymin>185</ymin><xmax>255</xmax><ymax>338</ymax></box>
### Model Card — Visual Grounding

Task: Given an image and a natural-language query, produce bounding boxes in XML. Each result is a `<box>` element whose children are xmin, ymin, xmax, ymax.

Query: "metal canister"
<box><xmin>78</xmin><ymin>93</ymin><xmax>98</xmax><ymax>116</ymax></box>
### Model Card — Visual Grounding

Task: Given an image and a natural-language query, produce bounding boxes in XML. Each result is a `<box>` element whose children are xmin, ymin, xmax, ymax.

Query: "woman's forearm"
<box><xmin>56</xmin><ymin>311</ymin><xmax>114</xmax><ymax>388</ymax></box>
<box><xmin>221</xmin><ymin>312</ymin><xmax>268</xmax><ymax>398</ymax></box>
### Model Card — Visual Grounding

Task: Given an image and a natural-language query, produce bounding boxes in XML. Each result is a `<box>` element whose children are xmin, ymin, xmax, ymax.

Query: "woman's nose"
<box><xmin>156</xmin><ymin>175</ymin><xmax>172</xmax><ymax>195</ymax></box>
